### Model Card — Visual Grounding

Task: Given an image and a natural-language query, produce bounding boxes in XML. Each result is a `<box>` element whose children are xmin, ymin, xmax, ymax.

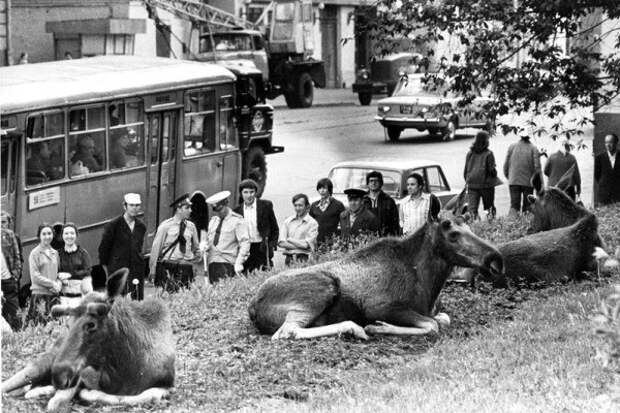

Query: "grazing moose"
<box><xmin>1</xmin><ymin>268</ymin><xmax>175</xmax><ymax>412</ymax></box>
<box><xmin>249</xmin><ymin>218</ymin><xmax>504</xmax><ymax>340</ymax></box>
<box><xmin>482</xmin><ymin>214</ymin><xmax>602</xmax><ymax>286</ymax></box>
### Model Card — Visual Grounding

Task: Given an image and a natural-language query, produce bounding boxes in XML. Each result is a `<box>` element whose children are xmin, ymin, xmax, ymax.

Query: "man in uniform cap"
<box><xmin>204</xmin><ymin>190</ymin><xmax>250</xmax><ymax>283</ymax></box>
<box><xmin>339</xmin><ymin>188</ymin><xmax>379</xmax><ymax>242</ymax></box>
<box><xmin>98</xmin><ymin>193</ymin><xmax>147</xmax><ymax>299</ymax></box>
<box><xmin>149</xmin><ymin>193</ymin><xmax>200</xmax><ymax>292</ymax></box>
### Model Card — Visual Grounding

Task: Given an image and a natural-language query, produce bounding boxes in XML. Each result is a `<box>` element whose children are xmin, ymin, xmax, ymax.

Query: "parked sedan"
<box><xmin>327</xmin><ymin>159</ymin><xmax>460</xmax><ymax>207</ymax></box>
<box><xmin>374</xmin><ymin>72</ymin><xmax>494</xmax><ymax>142</ymax></box>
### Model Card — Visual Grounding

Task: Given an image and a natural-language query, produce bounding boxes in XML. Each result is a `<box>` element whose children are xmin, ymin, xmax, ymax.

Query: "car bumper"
<box><xmin>353</xmin><ymin>82</ymin><xmax>388</xmax><ymax>95</ymax></box>
<box><xmin>374</xmin><ymin>115</ymin><xmax>448</xmax><ymax>129</ymax></box>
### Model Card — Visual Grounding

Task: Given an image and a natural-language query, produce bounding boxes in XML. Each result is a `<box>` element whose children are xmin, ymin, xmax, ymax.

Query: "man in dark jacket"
<box><xmin>544</xmin><ymin>139</ymin><xmax>581</xmax><ymax>201</ymax></box>
<box><xmin>233</xmin><ymin>179</ymin><xmax>279</xmax><ymax>272</ymax></box>
<box><xmin>363</xmin><ymin>171</ymin><xmax>399</xmax><ymax>236</ymax></box>
<box><xmin>340</xmin><ymin>188</ymin><xmax>379</xmax><ymax>242</ymax></box>
<box><xmin>594</xmin><ymin>133</ymin><xmax>620</xmax><ymax>206</ymax></box>
<box><xmin>98</xmin><ymin>193</ymin><xmax>146</xmax><ymax>299</ymax></box>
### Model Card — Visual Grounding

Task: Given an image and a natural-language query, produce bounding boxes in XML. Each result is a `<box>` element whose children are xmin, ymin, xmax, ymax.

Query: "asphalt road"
<box><xmin>262</xmin><ymin>103</ymin><xmax>595</xmax><ymax>225</ymax></box>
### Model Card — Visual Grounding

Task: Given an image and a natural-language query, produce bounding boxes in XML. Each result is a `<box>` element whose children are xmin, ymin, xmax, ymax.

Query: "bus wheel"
<box><xmin>296</xmin><ymin>73</ymin><xmax>314</xmax><ymax>108</ymax></box>
<box><xmin>244</xmin><ymin>146</ymin><xmax>267</xmax><ymax>197</ymax></box>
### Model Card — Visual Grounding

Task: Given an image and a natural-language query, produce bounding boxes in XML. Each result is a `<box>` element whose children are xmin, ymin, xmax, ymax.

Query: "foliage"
<box><xmin>358</xmin><ymin>1</ymin><xmax>620</xmax><ymax>139</ymax></box>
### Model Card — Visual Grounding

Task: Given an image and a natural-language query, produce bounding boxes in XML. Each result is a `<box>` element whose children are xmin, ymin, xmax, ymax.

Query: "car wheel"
<box><xmin>358</xmin><ymin>93</ymin><xmax>372</xmax><ymax>106</ymax></box>
<box><xmin>387</xmin><ymin>127</ymin><xmax>402</xmax><ymax>142</ymax></box>
<box><xmin>442</xmin><ymin>119</ymin><xmax>457</xmax><ymax>141</ymax></box>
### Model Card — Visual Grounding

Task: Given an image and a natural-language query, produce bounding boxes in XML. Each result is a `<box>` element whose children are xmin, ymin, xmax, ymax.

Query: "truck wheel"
<box><xmin>358</xmin><ymin>93</ymin><xmax>372</xmax><ymax>106</ymax></box>
<box><xmin>244</xmin><ymin>146</ymin><xmax>267</xmax><ymax>197</ymax></box>
<box><xmin>297</xmin><ymin>73</ymin><xmax>314</xmax><ymax>108</ymax></box>
<box><xmin>284</xmin><ymin>91</ymin><xmax>299</xmax><ymax>109</ymax></box>
<box><xmin>387</xmin><ymin>127</ymin><xmax>402</xmax><ymax>142</ymax></box>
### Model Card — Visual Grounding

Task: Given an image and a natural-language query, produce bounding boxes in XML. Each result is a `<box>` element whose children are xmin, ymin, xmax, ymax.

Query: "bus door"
<box><xmin>218</xmin><ymin>94</ymin><xmax>242</xmax><ymax>200</ymax></box>
<box><xmin>0</xmin><ymin>133</ymin><xmax>19</xmax><ymax>223</ymax></box>
<box><xmin>145</xmin><ymin>110</ymin><xmax>180</xmax><ymax>246</ymax></box>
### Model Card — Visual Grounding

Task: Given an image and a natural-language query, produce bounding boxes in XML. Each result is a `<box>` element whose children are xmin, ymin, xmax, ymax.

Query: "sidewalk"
<box><xmin>271</xmin><ymin>87</ymin><xmax>359</xmax><ymax>109</ymax></box>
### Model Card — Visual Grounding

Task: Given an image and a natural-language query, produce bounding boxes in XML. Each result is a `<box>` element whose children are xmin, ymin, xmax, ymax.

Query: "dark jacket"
<box><xmin>309</xmin><ymin>198</ymin><xmax>346</xmax><ymax>244</ymax></box>
<box><xmin>98</xmin><ymin>215</ymin><xmax>146</xmax><ymax>278</ymax></box>
<box><xmin>339</xmin><ymin>206</ymin><xmax>379</xmax><ymax>241</ymax></box>
<box><xmin>544</xmin><ymin>151</ymin><xmax>581</xmax><ymax>194</ymax></box>
<box><xmin>233</xmin><ymin>199</ymin><xmax>279</xmax><ymax>257</ymax></box>
<box><xmin>363</xmin><ymin>191</ymin><xmax>399</xmax><ymax>236</ymax></box>
<box><xmin>464</xmin><ymin>149</ymin><xmax>498</xmax><ymax>189</ymax></box>
<box><xmin>594</xmin><ymin>151</ymin><xmax>620</xmax><ymax>205</ymax></box>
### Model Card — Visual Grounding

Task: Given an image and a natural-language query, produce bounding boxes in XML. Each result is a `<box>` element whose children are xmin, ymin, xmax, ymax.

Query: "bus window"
<box><xmin>109</xmin><ymin>100</ymin><xmax>145</xmax><ymax>170</ymax></box>
<box><xmin>219</xmin><ymin>95</ymin><xmax>237</xmax><ymax>150</ymax></box>
<box><xmin>69</xmin><ymin>105</ymin><xmax>106</xmax><ymax>176</ymax></box>
<box><xmin>184</xmin><ymin>89</ymin><xmax>217</xmax><ymax>156</ymax></box>
<box><xmin>109</xmin><ymin>103</ymin><xmax>125</xmax><ymax>126</ymax></box>
<box><xmin>25</xmin><ymin>112</ymin><xmax>66</xmax><ymax>186</ymax></box>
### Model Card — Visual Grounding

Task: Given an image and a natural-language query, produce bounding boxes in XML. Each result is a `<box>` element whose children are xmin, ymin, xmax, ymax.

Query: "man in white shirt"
<box><xmin>233</xmin><ymin>179</ymin><xmax>279</xmax><ymax>272</ymax></box>
<box><xmin>279</xmin><ymin>194</ymin><xmax>318</xmax><ymax>266</ymax></box>
<box><xmin>399</xmin><ymin>173</ymin><xmax>441</xmax><ymax>235</ymax></box>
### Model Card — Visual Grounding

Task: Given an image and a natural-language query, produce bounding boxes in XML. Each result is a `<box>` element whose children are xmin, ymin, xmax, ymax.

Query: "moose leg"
<box><xmin>1</xmin><ymin>352</ymin><xmax>55</xmax><ymax>394</ymax></box>
<box><xmin>365</xmin><ymin>311</ymin><xmax>440</xmax><ymax>336</ymax></box>
<box><xmin>78</xmin><ymin>387</ymin><xmax>170</xmax><ymax>406</ymax></box>
<box><xmin>272</xmin><ymin>311</ymin><xmax>368</xmax><ymax>340</ymax></box>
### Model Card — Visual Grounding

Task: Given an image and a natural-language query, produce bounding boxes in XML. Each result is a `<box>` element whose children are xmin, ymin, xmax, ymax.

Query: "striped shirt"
<box><xmin>400</xmin><ymin>193</ymin><xmax>431</xmax><ymax>235</ymax></box>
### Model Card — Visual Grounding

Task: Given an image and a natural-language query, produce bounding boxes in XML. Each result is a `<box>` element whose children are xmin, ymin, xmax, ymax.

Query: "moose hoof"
<box><xmin>339</xmin><ymin>321</ymin><xmax>368</xmax><ymax>340</ymax></box>
<box><xmin>364</xmin><ymin>321</ymin><xmax>393</xmax><ymax>335</ymax></box>
<box><xmin>271</xmin><ymin>323</ymin><xmax>299</xmax><ymax>340</ymax></box>
<box><xmin>25</xmin><ymin>385</ymin><xmax>55</xmax><ymax>399</ymax></box>
<box><xmin>434</xmin><ymin>312</ymin><xmax>451</xmax><ymax>328</ymax></box>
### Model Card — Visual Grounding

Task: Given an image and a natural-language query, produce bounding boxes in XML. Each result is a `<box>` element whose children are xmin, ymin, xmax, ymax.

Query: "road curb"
<box><xmin>273</xmin><ymin>101</ymin><xmax>359</xmax><ymax>109</ymax></box>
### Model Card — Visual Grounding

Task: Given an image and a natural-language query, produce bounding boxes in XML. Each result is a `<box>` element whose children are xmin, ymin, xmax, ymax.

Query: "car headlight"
<box><xmin>361</xmin><ymin>72</ymin><xmax>369</xmax><ymax>80</ymax></box>
<box><xmin>379</xmin><ymin>105</ymin><xmax>391</xmax><ymax>113</ymax></box>
<box><xmin>252</xmin><ymin>111</ymin><xmax>265</xmax><ymax>132</ymax></box>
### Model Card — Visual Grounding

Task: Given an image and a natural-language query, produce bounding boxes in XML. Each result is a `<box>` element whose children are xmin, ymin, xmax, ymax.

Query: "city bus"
<box><xmin>0</xmin><ymin>56</ymin><xmax>242</xmax><ymax>287</ymax></box>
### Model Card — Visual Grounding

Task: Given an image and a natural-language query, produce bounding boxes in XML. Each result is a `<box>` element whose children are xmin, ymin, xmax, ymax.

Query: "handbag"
<box><xmin>154</xmin><ymin>239</ymin><xmax>194</xmax><ymax>293</ymax></box>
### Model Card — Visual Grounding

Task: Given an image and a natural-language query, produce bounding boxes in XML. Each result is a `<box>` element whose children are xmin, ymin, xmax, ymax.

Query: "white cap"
<box><xmin>206</xmin><ymin>190</ymin><xmax>231</xmax><ymax>205</ymax></box>
<box><xmin>124</xmin><ymin>193</ymin><xmax>141</xmax><ymax>204</ymax></box>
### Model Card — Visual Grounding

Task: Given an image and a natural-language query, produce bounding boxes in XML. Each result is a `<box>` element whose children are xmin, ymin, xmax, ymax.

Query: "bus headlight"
<box><xmin>252</xmin><ymin>111</ymin><xmax>265</xmax><ymax>132</ymax></box>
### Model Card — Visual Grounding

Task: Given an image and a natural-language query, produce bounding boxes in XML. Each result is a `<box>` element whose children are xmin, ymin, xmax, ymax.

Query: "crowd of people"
<box><xmin>2</xmin><ymin>131</ymin><xmax>619</xmax><ymax>330</ymax></box>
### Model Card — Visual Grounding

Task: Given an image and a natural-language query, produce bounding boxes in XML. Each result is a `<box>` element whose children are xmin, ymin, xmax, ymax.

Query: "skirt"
<box><xmin>26</xmin><ymin>294</ymin><xmax>60</xmax><ymax>326</ymax></box>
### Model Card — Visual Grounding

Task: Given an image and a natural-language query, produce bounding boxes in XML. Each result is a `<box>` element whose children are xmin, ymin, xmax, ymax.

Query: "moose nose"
<box><xmin>52</xmin><ymin>363</ymin><xmax>77</xmax><ymax>389</ymax></box>
<box><xmin>484</xmin><ymin>252</ymin><xmax>505</xmax><ymax>276</ymax></box>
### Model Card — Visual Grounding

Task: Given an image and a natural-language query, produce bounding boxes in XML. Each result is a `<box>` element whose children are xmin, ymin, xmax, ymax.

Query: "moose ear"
<box><xmin>531</xmin><ymin>172</ymin><xmax>543</xmax><ymax>194</ymax></box>
<box><xmin>106</xmin><ymin>268</ymin><xmax>129</xmax><ymax>299</ymax></box>
<box><xmin>51</xmin><ymin>304</ymin><xmax>78</xmax><ymax>318</ymax></box>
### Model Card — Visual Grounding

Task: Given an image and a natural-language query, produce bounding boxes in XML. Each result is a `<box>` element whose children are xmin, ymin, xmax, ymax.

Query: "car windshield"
<box><xmin>393</xmin><ymin>75</ymin><xmax>455</xmax><ymax>98</ymax></box>
<box><xmin>199</xmin><ymin>34</ymin><xmax>253</xmax><ymax>53</ymax></box>
<box><xmin>328</xmin><ymin>167</ymin><xmax>402</xmax><ymax>198</ymax></box>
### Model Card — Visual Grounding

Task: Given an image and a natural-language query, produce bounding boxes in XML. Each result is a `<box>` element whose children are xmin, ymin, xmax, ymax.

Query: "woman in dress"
<box><xmin>27</xmin><ymin>224</ymin><xmax>61</xmax><ymax>325</ymax></box>
<box><xmin>57</xmin><ymin>223</ymin><xmax>92</xmax><ymax>305</ymax></box>
<box><xmin>309</xmin><ymin>178</ymin><xmax>345</xmax><ymax>247</ymax></box>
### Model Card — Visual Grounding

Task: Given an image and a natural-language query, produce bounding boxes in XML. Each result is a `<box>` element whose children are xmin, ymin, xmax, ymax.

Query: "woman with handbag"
<box><xmin>27</xmin><ymin>224</ymin><xmax>61</xmax><ymax>325</ymax></box>
<box><xmin>464</xmin><ymin>130</ymin><xmax>500</xmax><ymax>220</ymax></box>
<box><xmin>57</xmin><ymin>223</ymin><xmax>93</xmax><ymax>307</ymax></box>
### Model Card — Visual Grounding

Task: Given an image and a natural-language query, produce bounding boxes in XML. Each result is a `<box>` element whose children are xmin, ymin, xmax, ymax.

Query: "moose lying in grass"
<box><xmin>479</xmin><ymin>214</ymin><xmax>602</xmax><ymax>287</ymax></box>
<box><xmin>527</xmin><ymin>173</ymin><xmax>593</xmax><ymax>233</ymax></box>
<box><xmin>249</xmin><ymin>218</ymin><xmax>504</xmax><ymax>340</ymax></box>
<box><xmin>1</xmin><ymin>269</ymin><xmax>175</xmax><ymax>412</ymax></box>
